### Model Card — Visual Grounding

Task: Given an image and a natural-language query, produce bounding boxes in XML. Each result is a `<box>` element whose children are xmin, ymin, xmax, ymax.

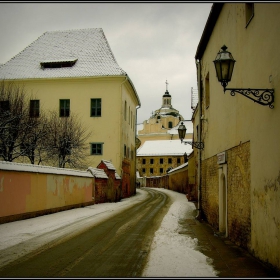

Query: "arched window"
<box><xmin>168</xmin><ymin>121</ymin><xmax>172</xmax><ymax>128</ymax></box>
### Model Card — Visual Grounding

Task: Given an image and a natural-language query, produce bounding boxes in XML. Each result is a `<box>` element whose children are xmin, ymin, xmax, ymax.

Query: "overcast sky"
<box><xmin>0</xmin><ymin>2</ymin><xmax>212</xmax><ymax>124</ymax></box>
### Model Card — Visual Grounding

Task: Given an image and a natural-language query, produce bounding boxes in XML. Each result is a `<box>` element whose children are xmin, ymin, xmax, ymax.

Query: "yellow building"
<box><xmin>0</xmin><ymin>28</ymin><xmax>141</xmax><ymax>198</ymax></box>
<box><xmin>194</xmin><ymin>3</ymin><xmax>280</xmax><ymax>271</ymax></box>
<box><xmin>137</xmin><ymin>81</ymin><xmax>193</xmax><ymax>146</ymax></box>
<box><xmin>137</xmin><ymin>139</ymin><xmax>193</xmax><ymax>177</ymax></box>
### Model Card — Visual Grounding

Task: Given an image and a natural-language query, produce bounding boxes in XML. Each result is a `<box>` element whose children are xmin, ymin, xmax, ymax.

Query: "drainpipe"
<box><xmin>135</xmin><ymin>104</ymin><xmax>141</xmax><ymax>193</ymax></box>
<box><xmin>119</xmin><ymin>75</ymin><xmax>128</xmax><ymax>197</ymax></box>
<box><xmin>196</xmin><ymin>59</ymin><xmax>203</xmax><ymax>221</ymax></box>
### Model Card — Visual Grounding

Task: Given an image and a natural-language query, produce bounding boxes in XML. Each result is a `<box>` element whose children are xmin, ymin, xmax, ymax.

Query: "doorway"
<box><xmin>219</xmin><ymin>165</ymin><xmax>228</xmax><ymax>236</ymax></box>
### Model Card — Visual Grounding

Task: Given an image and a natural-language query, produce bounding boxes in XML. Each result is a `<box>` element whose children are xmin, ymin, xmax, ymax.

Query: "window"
<box><xmin>142</xmin><ymin>168</ymin><xmax>146</xmax><ymax>174</ymax></box>
<box><xmin>91</xmin><ymin>143</ymin><xmax>103</xmax><ymax>155</ymax></box>
<box><xmin>150</xmin><ymin>158</ymin><xmax>154</xmax><ymax>164</ymax></box>
<box><xmin>168</xmin><ymin>121</ymin><xmax>172</xmax><ymax>128</ymax></box>
<box><xmin>205</xmin><ymin>72</ymin><xmax>210</xmax><ymax>108</ymax></box>
<box><xmin>142</xmin><ymin>159</ymin><xmax>146</xmax><ymax>164</ymax></box>
<box><xmin>60</xmin><ymin>99</ymin><xmax>70</xmax><ymax>117</ymax></box>
<box><xmin>124</xmin><ymin>101</ymin><xmax>127</xmax><ymax>121</ymax></box>
<box><xmin>150</xmin><ymin>168</ymin><xmax>153</xmax><ymax>174</ymax></box>
<box><xmin>177</xmin><ymin>158</ymin><xmax>181</xmax><ymax>164</ymax></box>
<box><xmin>40</xmin><ymin>59</ymin><xmax>77</xmax><ymax>69</ymax></box>
<box><xmin>160</xmin><ymin>158</ymin><xmax>164</xmax><ymax>164</ymax></box>
<box><xmin>30</xmin><ymin>100</ymin><xmax>40</xmax><ymax>117</ymax></box>
<box><xmin>124</xmin><ymin>144</ymin><xmax>126</xmax><ymax>157</ymax></box>
<box><xmin>160</xmin><ymin>168</ymin><xmax>163</xmax><ymax>174</ymax></box>
<box><xmin>168</xmin><ymin>158</ymin><xmax>172</xmax><ymax>164</ymax></box>
<box><xmin>91</xmin><ymin>98</ymin><xmax>101</xmax><ymax>117</ymax></box>
<box><xmin>0</xmin><ymin>100</ymin><xmax>9</xmax><ymax>113</ymax></box>
<box><xmin>245</xmin><ymin>3</ymin><xmax>254</xmax><ymax>27</ymax></box>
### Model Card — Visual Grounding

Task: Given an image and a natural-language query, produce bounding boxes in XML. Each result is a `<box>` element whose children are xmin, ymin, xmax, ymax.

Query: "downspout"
<box><xmin>135</xmin><ymin>104</ymin><xmax>141</xmax><ymax>192</ymax></box>
<box><xmin>196</xmin><ymin>58</ymin><xmax>203</xmax><ymax>221</ymax></box>
<box><xmin>119</xmin><ymin>75</ymin><xmax>128</xmax><ymax>197</ymax></box>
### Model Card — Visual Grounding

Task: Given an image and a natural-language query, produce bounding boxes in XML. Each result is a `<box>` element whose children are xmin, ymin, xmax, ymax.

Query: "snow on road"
<box><xmin>0</xmin><ymin>187</ymin><xmax>217</xmax><ymax>277</ymax></box>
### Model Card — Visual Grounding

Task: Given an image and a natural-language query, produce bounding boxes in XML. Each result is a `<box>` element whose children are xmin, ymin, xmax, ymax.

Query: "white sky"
<box><xmin>0</xmin><ymin>188</ymin><xmax>217</xmax><ymax>277</ymax></box>
<box><xmin>0</xmin><ymin>2</ymin><xmax>212</xmax><ymax>124</ymax></box>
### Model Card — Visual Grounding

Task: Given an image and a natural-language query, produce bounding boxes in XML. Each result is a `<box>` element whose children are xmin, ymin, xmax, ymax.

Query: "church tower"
<box><xmin>162</xmin><ymin>80</ymin><xmax>172</xmax><ymax>108</ymax></box>
<box><xmin>137</xmin><ymin>80</ymin><xmax>192</xmax><ymax>146</ymax></box>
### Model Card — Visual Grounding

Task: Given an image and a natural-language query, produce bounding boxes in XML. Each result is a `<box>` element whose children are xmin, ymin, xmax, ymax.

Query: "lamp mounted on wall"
<box><xmin>213</xmin><ymin>45</ymin><xmax>274</xmax><ymax>109</ymax></box>
<box><xmin>178</xmin><ymin>122</ymin><xmax>204</xmax><ymax>150</ymax></box>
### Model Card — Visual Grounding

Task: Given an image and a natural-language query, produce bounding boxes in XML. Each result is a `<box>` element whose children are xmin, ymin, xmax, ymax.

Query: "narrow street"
<box><xmin>0</xmin><ymin>188</ymin><xmax>171</xmax><ymax>278</ymax></box>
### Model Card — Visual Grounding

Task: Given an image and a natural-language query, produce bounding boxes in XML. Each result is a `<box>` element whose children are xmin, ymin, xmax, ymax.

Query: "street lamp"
<box><xmin>178</xmin><ymin>122</ymin><xmax>204</xmax><ymax>149</ymax></box>
<box><xmin>213</xmin><ymin>45</ymin><xmax>274</xmax><ymax>109</ymax></box>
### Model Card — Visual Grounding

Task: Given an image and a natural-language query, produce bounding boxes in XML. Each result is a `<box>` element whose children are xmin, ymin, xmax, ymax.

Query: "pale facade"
<box><xmin>137</xmin><ymin>82</ymin><xmax>192</xmax><ymax>146</ymax></box>
<box><xmin>194</xmin><ymin>3</ymin><xmax>280</xmax><ymax>271</ymax></box>
<box><xmin>137</xmin><ymin>140</ymin><xmax>192</xmax><ymax>177</ymax></box>
<box><xmin>0</xmin><ymin>28</ymin><xmax>141</xmax><ymax>198</ymax></box>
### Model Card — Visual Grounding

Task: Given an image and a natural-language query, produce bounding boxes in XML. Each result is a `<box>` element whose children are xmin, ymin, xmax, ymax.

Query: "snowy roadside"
<box><xmin>0</xmin><ymin>187</ymin><xmax>217</xmax><ymax>277</ymax></box>
<box><xmin>142</xmin><ymin>188</ymin><xmax>217</xmax><ymax>277</ymax></box>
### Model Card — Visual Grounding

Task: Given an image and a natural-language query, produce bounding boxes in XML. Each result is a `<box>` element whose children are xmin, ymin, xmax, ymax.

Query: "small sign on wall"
<box><xmin>217</xmin><ymin>151</ymin><xmax>226</xmax><ymax>164</ymax></box>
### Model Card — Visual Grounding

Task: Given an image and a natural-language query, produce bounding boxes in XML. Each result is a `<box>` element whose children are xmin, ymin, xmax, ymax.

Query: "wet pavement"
<box><xmin>179</xmin><ymin>214</ymin><xmax>280</xmax><ymax>278</ymax></box>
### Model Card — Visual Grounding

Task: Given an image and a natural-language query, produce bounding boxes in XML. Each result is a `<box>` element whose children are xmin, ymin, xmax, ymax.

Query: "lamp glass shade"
<box><xmin>213</xmin><ymin>45</ymin><xmax>235</xmax><ymax>83</ymax></box>
<box><xmin>178</xmin><ymin>122</ymin><xmax>186</xmax><ymax>140</ymax></box>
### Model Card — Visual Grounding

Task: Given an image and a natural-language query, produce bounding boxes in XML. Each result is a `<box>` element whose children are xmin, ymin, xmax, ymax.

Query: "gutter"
<box><xmin>196</xmin><ymin>59</ymin><xmax>203</xmax><ymax>221</ymax></box>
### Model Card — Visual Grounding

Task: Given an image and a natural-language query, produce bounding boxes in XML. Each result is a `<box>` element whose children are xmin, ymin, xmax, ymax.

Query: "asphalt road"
<box><xmin>0</xmin><ymin>188</ymin><xmax>171</xmax><ymax>277</ymax></box>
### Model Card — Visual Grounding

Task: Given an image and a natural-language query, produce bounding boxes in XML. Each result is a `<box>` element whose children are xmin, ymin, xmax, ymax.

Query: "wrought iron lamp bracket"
<box><xmin>181</xmin><ymin>140</ymin><xmax>204</xmax><ymax>150</ymax></box>
<box><xmin>224</xmin><ymin>88</ymin><xmax>274</xmax><ymax>109</ymax></box>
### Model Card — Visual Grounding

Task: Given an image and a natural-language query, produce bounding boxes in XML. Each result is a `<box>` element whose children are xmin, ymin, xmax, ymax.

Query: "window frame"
<box><xmin>90</xmin><ymin>98</ymin><xmax>102</xmax><ymax>117</ymax></box>
<box><xmin>91</xmin><ymin>143</ymin><xmax>103</xmax><ymax>155</ymax></box>
<box><xmin>60</xmin><ymin>99</ymin><xmax>70</xmax><ymax>117</ymax></box>
<box><xmin>30</xmin><ymin>100</ymin><xmax>40</xmax><ymax>118</ymax></box>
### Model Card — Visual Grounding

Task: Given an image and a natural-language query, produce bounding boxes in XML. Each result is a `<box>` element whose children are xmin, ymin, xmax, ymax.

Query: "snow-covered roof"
<box><xmin>87</xmin><ymin>167</ymin><xmax>108</xmax><ymax>179</ymax></box>
<box><xmin>115</xmin><ymin>172</ymin><xmax>121</xmax><ymax>180</ymax></box>
<box><xmin>0</xmin><ymin>161</ymin><xmax>93</xmax><ymax>178</ymax></box>
<box><xmin>137</xmin><ymin>140</ymin><xmax>193</xmax><ymax>156</ymax></box>
<box><xmin>167</xmin><ymin>162</ymin><xmax>188</xmax><ymax>174</ymax></box>
<box><xmin>168</xmin><ymin>120</ymin><xmax>193</xmax><ymax>135</ymax></box>
<box><xmin>101</xmin><ymin>159</ymin><xmax>116</xmax><ymax>170</ymax></box>
<box><xmin>0</xmin><ymin>28</ymin><xmax>127</xmax><ymax>80</ymax></box>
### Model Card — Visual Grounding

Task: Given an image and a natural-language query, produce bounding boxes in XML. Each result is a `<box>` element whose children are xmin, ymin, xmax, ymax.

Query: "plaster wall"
<box><xmin>0</xmin><ymin>169</ymin><xmax>93</xmax><ymax>223</ymax></box>
<box><xmin>199</xmin><ymin>3</ymin><xmax>280</xmax><ymax>269</ymax></box>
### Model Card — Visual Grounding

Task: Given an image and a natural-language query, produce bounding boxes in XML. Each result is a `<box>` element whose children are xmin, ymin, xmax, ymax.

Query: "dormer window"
<box><xmin>40</xmin><ymin>58</ymin><xmax>77</xmax><ymax>69</ymax></box>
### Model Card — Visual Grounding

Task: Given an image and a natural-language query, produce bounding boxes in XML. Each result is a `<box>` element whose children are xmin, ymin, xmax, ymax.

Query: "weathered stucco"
<box><xmin>195</xmin><ymin>3</ymin><xmax>280</xmax><ymax>270</ymax></box>
<box><xmin>0</xmin><ymin>169</ymin><xmax>93</xmax><ymax>223</ymax></box>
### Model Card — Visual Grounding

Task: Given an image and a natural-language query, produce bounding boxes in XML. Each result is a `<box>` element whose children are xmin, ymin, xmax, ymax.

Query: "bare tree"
<box><xmin>0</xmin><ymin>81</ymin><xmax>91</xmax><ymax>168</ymax></box>
<box><xmin>44</xmin><ymin>111</ymin><xmax>91</xmax><ymax>169</ymax></box>
<box><xmin>18</xmin><ymin>112</ymin><xmax>49</xmax><ymax>165</ymax></box>
<box><xmin>0</xmin><ymin>81</ymin><xmax>29</xmax><ymax>162</ymax></box>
